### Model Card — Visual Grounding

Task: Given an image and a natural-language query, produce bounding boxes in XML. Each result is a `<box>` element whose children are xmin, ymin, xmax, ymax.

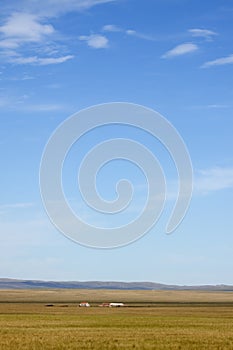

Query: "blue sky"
<box><xmin>0</xmin><ymin>0</ymin><xmax>233</xmax><ymax>284</ymax></box>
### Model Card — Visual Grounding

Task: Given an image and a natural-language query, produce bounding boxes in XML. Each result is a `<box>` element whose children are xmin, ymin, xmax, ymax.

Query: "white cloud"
<box><xmin>4</xmin><ymin>0</ymin><xmax>116</xmax><ymax>17</ymax></box>
<box><xmin>22</xmin><ymin>74</ymin><xmax>35</xmax><ymax>81</ymax></box>
<box><xmin>36</xmin><ymin>55</ymin><xmax>74</xmax><ymax>65</ymax></box>
<box><xmin>202</xmin><ymin>54</ymin><xmax>233</xmax><ymax>68</ymax></box>
<box><xmin>46</xmin><ymin>83</ymin><xmax>61</xmax><ymax>89</ymax></box>
<box><xmin>102</xmin><ymin>24</ymin><xmax>121</xmax><ymax>32</ymax></box>
<box><xmin>0</xmin><ymin>12</ymin><xmax>74</xmax><ymax>66</ymax></box>
<box><xmin>102</xmin><ymin>25</ymin><xmax>155</xmax><ymax>41</ymax></box>
<box><xmin>0</xmin><ymin>39</ymin><xmax>19</xmax><ymax>49</ymax></box>
<box><xmin>0</xmin><ymin>216</ymin><xmax>55</xmax><ymax>248</ymax></box>
<box><xmin>0</xmin><ymin>73</ymin><xmax>35</xmax><ymax>81</ymax></box>
<box><xmin>195</xmin><ymin>167</ymin><xmax>233</xmax><ymax>194</ymax></box>
<box><xmin>155</xmin><ymin>167</ymin><xmax>233</xmax><ymax>201</ymax></box>
<box><xmin>9</xmin><ymin>56</ymin><xmax>38</xmax><ymax>64</ymax></box>
<box><xmin>126</xmin><ymin>29</ymin><xmax>155</xmax><ymax>41</ymax></box>
<box><xmin>126</xmin><ymin>29</ymin><xmax>136</xmax><ymax>36</ymax></box>
<box><xmin>0</xmin><ymin>91</ymin><xmax>67</xmax><ymax>112</ymax></box>
<box><xmin>0</xmin><ymin>202</ymin><xmax>34</xmax><ymax>210</ymax></box>
<box><xmin>19</xmin><ymin>104</ymin><xmax>67</xmax><ymax>112</ymax></box>
<box><xmin>9</xmin><ymin>55</ymin><xmax>74</xmax><ymax>66</ymax></box>
<box><xmin>79</xmin><ymin>34</ymin><xmax>109</xmax><ymax>49</ymax></box>
<box><xmin>8</xmin><ymin>54</ymin><xmax>74</xmax><ymax>65</ymax></box>
<box><xmin>0</xmin><ymin>96</ymin><xmax>10</xmax><ymax>107</ymax></box>
<box><xmin>162</xmin><ymin>43</ymin><xmax>198</xmax><ymax>58</ymax></box>
<box><xmin>205</xmin><ymin>104</ymin><xmax>229</xmax><ymax>109</ymax></box>
<box><xmin>0</xmin><ymin>202</ymin><xmax>34</xmax><ymax>217</ymax></box>
<box><xmin>189</xmin><ymin>104</ymin><xmax>230</xmax><ymax>110</ymax></box>
<box><xmin>0</xmin><ymin>13</ymin><xmax>55</xmax><ymax>44</ymax></box>
<box><xmin>0</xmin><ymin>1</ymin><xmax>117</xmax><ymax>65</ymax></box>
<box><xmin>189</xmin><ymin>28</ymin><xmax>217</xmax><ymax>40</ymax></box>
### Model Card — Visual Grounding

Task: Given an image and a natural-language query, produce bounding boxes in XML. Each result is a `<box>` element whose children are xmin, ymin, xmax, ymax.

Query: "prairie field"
<box><xmin>0</xmin><ymin>290</ymin><xmax>233</xmax><ymax>349</ymax></box>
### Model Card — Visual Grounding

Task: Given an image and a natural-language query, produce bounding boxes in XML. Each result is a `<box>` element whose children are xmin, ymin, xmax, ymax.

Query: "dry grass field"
<box><xmin>0</xmin><ymin>289</ymin><xmax>233</xmax><ymax>349</ymax></box>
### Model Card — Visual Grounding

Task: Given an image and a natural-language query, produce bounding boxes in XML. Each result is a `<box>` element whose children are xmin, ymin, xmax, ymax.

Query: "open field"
<box><xmin>0</xmin><ymin>290</ymin><xmax>233</xmax><ymax>349</ymax></box>
<box><xmin>2</xmin><ymin>289</ymin><xmax>233</xmax><ymax>304</ymax></box>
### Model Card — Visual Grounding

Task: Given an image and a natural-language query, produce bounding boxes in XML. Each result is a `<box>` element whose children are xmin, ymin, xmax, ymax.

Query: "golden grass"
<box><xmin>0</xmin><ymin>290</ymin><xmax>233</xmax><ymax>349</ymax></box>
<box><xmin>1</xmin><ymin>289</ymin><xmax>233</xmax><ymax>304</ymax></box>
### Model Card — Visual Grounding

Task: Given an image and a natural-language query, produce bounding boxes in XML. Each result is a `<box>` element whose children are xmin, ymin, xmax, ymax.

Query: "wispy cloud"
<box><xmin>46</xmin><ymin>83</ymin><xmax>62</xmax><ymax>89</ymax></box>
<box><xmin>0</xmin><ymin>39</ymin><xmax>19</xmax><ymax>49</ymax></box>
<box><xmin>189</xmin><ymin>104</ymin><xmax>230</xmax><ymax>110</ymax></box>
<box><xmin>4</xmin><ymin>0</ymin><xmax>116</xmax><ymax>17</ymax></box>
<box><xmin>0</xmin><ymin>95</ymin><xmax>10</xmax><ymax>107</ymax></box>
<box><xmin>9</xmin><ymin>55</ymin><xmax>74</xmax><ymax>65</ymax></box>
<box><xmin>0</xmin><ymin>202</ymin><xmax>34</xmax><ymax>210</ymax></box>
<box><xmin>102</xmin><ymin>24</ymin><xmax>155</xmax><ymax>41</ymax></box>
<box><xmin>202</xmin><ymin>54</ymin><xmax>233</xmax><ymax>68</ymax></box>
<box><xmin>0</xmin><ymin>12</ymin><xmax>74</xmax><ymax>65</ymax></box>
<box><xmin>125</xmin><ymin>29</ymin><xmax>155</xmax><ymax>41</ymax></box>
<box><xmin>0</xmin><ymin>3</ymin><xmax>119</xmax><ymax>64</ymax></box>
<box><xmin>5</xmin><ymin>74</ymin><xmax>36</xmax><ymax>81</ymax></box>
<box><xmin>79</xmin><ymin>34</ymin><xmax>109</xmax><ymax>49</ymax></box>
<box><xmin>0</xmin><ymin>91</ymin><xmax>67</xmax><ymax>112</ymax></box>
<box><xmin>18</xmin><ymin>104</ymin><xmax>67</xmax><ymax>112</ymax></box>
<box><xmin>205</xmin><ymin>104</ymin><xmax>229</xmax><ymax>109</ymax></box>
<box><xmin>189</xmin><ymin>28</ymin><xmax>217</xmax><ymax>41</ymax></box>
<box><xmin>162</xmin><ymin>43</ymin><xmax>198</xmax><ymax>58</ymax></box>
<box><xmin>127</xmin><ymin>166</ymin><xmax>233</xmax><ymax>207</ymax></box>
<box><xmin>102</xmin><ymin>24</ymin><xmax>121</xmax><ymax>32</ymax></box>
<box><xmin>194</xmin><ymin>167</ymin><xmax>233</xmax><ymax>194</ymax></box>
<box><xmin>162</xmin><ymin>167</ymin><xmax>233</xmax><ymax>200</ymax></box>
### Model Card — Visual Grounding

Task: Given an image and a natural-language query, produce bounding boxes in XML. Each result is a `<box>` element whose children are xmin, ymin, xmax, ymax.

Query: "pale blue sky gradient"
<box><xmin>0</xmin><ymin>0</ymin><xmax>233</xmax><ymax>284</ymax></box>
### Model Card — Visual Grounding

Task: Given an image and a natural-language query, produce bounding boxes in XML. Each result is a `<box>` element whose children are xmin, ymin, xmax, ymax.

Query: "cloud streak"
<box><xmin>202</xmin><ymin>54</ymin><xmax>233</xmax><ymax>68</ymax></box>
<box><xmin>125</xmin><ymin>29</ymin><xmax>155</xmax><ymax>41</ymax></box>
<box><xmin>3</xmin><ymin>0</ymin><xmax>116</xmax><ymax>17</ymax></box>
<box><xmin>0</xmin><ymin>92</ymin><xmax>68</xmax><ymax>112</ymax></box>
<box><xmin>162</xmin><ymin>43</ymin><xmax>198</xmax><ymax>58</ymax></box>
<box><xmin>189</xmin><ymin>28</ymin><xmax>217</xmax><ymax>41</ymax></box>
<box><xmin>102</xmin><ymin>24</ymin><xmax>155</xmax><ymax>41</ymax></box>
<box><xmin>16</xmin><ymin>103</ymin><xmax>68</xmax><ymax>112</ymax></box>
<box><xmin>9</xmin><ymin>55</ymin><xmax>74</xmax><ymax>65</ymax></box>
<box><xmin>188</xmin><ymin>104</ymin><xmax>230</xmax><ymax>110</ymax></box>
<box><xmin>102</xmin><ymin>24</ymin><xmax>121</xmax><ymax>32</ymax></box>
<box><xmin>194</xmin><ymin>167</ymin><xmax>233</xmax><ymax>194</ymax></box>
<box><xmin>0</xmin><ymin>202</ymin><xmax>34</xmax><ymax>210</ymax></box>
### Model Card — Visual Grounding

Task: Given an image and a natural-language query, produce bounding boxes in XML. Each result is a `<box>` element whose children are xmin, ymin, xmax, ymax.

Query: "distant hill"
<box><xmin>0</xmin><ymin>278</ymin><xmax>233</xmax><ymax>291</ymax></box>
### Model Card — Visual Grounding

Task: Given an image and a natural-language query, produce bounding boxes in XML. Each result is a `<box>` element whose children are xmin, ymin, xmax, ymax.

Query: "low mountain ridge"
<box><xmin>0</xmin><ymin>278</ymin><xmax>233</xmax><ymax>291</ymax></box>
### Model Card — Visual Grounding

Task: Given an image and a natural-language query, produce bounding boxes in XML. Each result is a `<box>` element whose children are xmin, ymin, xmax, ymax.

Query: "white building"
<box><xmin>109</xmin><ymin>303</ymin><xmax>124</xmax><ymax>307</ymax></box>
<box><xmin>79</xmin><ymin>302</ymin><xmax>90</xmax><ymax>307</ymax></box>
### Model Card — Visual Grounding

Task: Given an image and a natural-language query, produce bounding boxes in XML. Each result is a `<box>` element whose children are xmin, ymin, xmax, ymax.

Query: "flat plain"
<box><xmin>0</xmin><ymin>289</ymin><xmax>233</xmax><ymax>349</ymax></box>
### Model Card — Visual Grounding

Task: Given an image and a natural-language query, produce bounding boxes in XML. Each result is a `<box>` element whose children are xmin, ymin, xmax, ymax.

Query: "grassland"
<box><xmin>0</xmin><ymin>290</ymin><xmax>233</xmax><ymax>349</ymax></box>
